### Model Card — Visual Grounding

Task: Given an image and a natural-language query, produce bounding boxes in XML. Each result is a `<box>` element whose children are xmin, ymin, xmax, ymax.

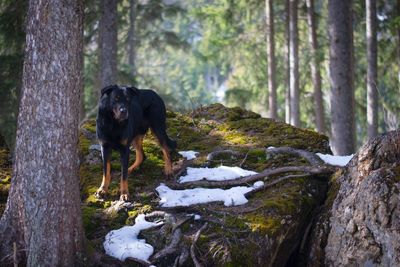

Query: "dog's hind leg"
<box><xmin>151</xmin><ymin>128</ymin><xmax>174</xmax><ymax>179</ymax></box>
<box><xmin>128</xmin><ymin>135</ymin><xmax>145</xmax><ymax>174</ymax></box>
<box><xmin>95</xmin><ymin>145</ymin><xmax>112</xmax><ymax>198</ymax></box>
<box><xmin>120</xmin><ymin>146</ymin><xmax>130</xmax><ymax>201</ymax></box>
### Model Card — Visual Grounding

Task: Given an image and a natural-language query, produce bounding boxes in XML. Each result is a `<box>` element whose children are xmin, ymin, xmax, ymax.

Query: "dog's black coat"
<box><xmin>96</xmin><ymin>84</ymin><xmax>176</xmax><ymax>200</ymax></box>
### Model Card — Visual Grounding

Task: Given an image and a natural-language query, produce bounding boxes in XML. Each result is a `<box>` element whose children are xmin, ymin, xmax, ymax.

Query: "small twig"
<box><xmin>145</xmin><ymin>211</ymin><xmax>166</xmax><ymax>219</ymax></box>
<box><xmin>266</xmin><ymin>147</ymin><xmax>324</xmax><ymax>166</ymax></box>
<box><xmin>125</xmin><ymin>256</ymin><xmax>152</xmax><ymax>266</ymax></box>
<box><xmin>190</xmin><ymin>223</ymin><xmax>208</xmax><ymax>267</ymax></box>
<box><xmin>239</xmin><ymin>151</ymin><xmax>250</xmax><ymax>167</ymax></box>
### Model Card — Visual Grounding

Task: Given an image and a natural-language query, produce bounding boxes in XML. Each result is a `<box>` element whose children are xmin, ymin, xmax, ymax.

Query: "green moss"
<box><xmin>82</xmin><ymin>206</ymin><xmax>101</xmax><ymax>237</ymax></box>
<box><xmin>78</xmin><ymin>133</ymin><xmax>91</xmax><ymax>156</ymax></box>
<box><xmin>245</xmin><ymin>214</ymin><xmax>281</xmax><ymax>234</ymax></box>
<box><xmin>81</xmin><ymin>120</ymin><xmax>97</xmax><ymax>133</ymax></box>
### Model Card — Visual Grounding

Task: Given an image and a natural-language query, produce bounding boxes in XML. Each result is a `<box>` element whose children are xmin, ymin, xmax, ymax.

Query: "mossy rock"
<box><xmin>78</xmin><ymin>104</ymin><xmax>331</xmax><ymax>266</ymax></box>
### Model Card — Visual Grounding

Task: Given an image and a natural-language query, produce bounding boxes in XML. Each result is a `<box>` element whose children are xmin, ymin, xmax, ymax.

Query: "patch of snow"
<box><xmin>194</xmin><ymin>214</ymin><xmax>201</xmax><ymax>220</ymax></box>
<box><xmin>178</xmin><ymin>166</ymin><xmax>257</xmax><ymax>183</ymax></box>
<box><xmin>316</xmin><ymin>153</ymin><xmax>353</xmax><ymax>167</ymax></box>
<box><xmin>103</xmin><ymin>214</ymin><xmax>163</xmax><ymax>262</ymax></box>
<box><xmin>156</xmin><ymin>181</ymin><xmax>264</xmax><ymax>207</ymax></box>
<box><xmin>178</xmin><ymin>150</ymin><xmax>199</xmax><ymax>160</ymax></box>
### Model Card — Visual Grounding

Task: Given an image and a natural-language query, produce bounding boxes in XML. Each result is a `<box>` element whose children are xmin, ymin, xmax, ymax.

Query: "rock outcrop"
<box><xmin>79</xmin><ymin>104</ymin><xmax>331</xmax><ymax>266</ymax></box>
<box><xmin>307</xmin><ymin>130</ymin><xmax>400</xmax><ymax>266</ymax></box>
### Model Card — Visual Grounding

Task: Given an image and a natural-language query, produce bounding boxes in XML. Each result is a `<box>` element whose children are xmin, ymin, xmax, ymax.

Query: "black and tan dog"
<box><xmin>95</xmin><ymin>84</ymin><xmax>176</xmax><ymax>201</ymax></box>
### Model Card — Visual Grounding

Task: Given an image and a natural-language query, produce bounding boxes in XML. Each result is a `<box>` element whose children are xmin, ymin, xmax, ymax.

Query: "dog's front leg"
<box><xmin>95</xmin><ymin>144</ymin><xmax>112</xmax><ymax>198</ymax></box>
<box><xmin>119</xmin><ymin>146</ymin><xmax>130</xmax><ymax>201</ymax></box>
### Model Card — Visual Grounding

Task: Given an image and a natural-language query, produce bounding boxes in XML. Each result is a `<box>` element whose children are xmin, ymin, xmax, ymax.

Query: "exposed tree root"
<box><xmin>190</xmin><ymin>223</ymin><xmax>208</xmax><ymax>267</ymax></box>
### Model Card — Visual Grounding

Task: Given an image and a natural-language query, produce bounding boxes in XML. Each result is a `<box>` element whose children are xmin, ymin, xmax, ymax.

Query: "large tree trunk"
<box><xmin>289</xmin><ymin>0</ymin><xmax>300</xmax><ymax>127</ymax></box>
<box><xmin>307</xmin><ymin>130</ymin><xmax>400</xmax><ymax>266</ymax></box>
<box><xmin>0</xmin><ymin>0</ymin><xmax>85</xmax><ymax>266</ymax></box>
<box><xmin>266</xmin><ymin>0</ymin><xmax>277</xmax><ymax>119</ymax></box>
<box><xmin>128</xmin><ymin>0</ymin><xmax>138</xmax><ymax>82</ymax></box>
<box><xmin>285</xmin><ymin>0</ymin><xmax>291</xmax><ymax>124</ymax></box>
<box><xmin>98</xmin><ymin>0</ymin><xmax>118</xmax><ymax>89</ymax></box>
<box><xmin>397</xmin><ymin>0</ymin><xmax>400</xmax><ymax>91</ymax></box>
<box><xmin>306</xmin><ymin>0</ymin><xmax>325</xmax><ymax>134</ymax></box>
<box><xmin>328</xmin><ymin>0</ymin><xmax>355</xmax><ymax>155</ymax></box>
<box><xmin>366</xmin><ymin>0</ymin><xmax>378</xmax><ymax>140</ymax></box>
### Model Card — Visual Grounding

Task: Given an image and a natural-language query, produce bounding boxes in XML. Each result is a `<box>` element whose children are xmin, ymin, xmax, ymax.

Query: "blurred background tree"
<box><xmin>0</xmin><ymin>0</ymin><xmax>399</xmax><ymax>154</ymax></box>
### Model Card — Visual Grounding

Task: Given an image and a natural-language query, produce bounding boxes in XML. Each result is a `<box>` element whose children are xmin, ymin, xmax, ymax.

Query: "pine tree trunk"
<box><xmin>98</xmin><ymin>0</ymin><xmax>118</xmax><ymax>89</ymax></box>
<box><xmin>266</xmin><ymin>0</ymin><xmax>277</xmax><ymax>119</ymax></box>
<box><xmin>397</xmin><ymin>0</ymin><xmax>400</xmax><ymax>89</ymax></box>
<box><xmin>285</xmin><ymin>0</ymin><xmax>291</xmax><ymax>124</ymax></box>
<box><xmin>0</xmin><ymin>0</ymin><xmax>85</xmax><ymax>266</ymax></box>
<box><xmin>328</xmin><ymin>0</ymin><xmax>355</xmax><ymax>155</ymax></box>
<box><xmin>128</xmin><ymin>0</ymin><xmax>138</xmax><ymax>82</ymax></box>
<box><xmin>289</xmin><ymin>0</ymin><xmax>300</xmax><ymax>127</ymax></box>
<box><xmin>306</xmin><ymin>0</ymin><xmax>325</xmax><ymax>133</ymax></box>
<box><xmin>366</xmin><ymin>0</ymin><xmax>378</xmax><ymax>140</ymax></box>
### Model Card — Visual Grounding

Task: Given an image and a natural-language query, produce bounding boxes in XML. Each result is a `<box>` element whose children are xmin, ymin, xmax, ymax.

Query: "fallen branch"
<box><xmin>190</xmin><ymin>223</ymin><xmax>208</xmax><ymax>267</ymax></box>
<box><xmin>125</xmin><ymin>256</ymin><xmax>152</xmax><ymax>267</ymax></box>
<box><xmin>151</xmin><ymin>228</ymin><xmax>182</xmax><ymax>262</ymax></box>
<box><xmin>173</xmin><ymin>247</ymin><xmax>189</xmax><ymax>267</ymax></box>
<box><xmin>171</xmin><ymin>165</ymin><xmax>336</xmax><ymax>189</ymax></box>
<box><xmin>266</xmin><ymin>147</ymin><xmax>324</xmax><ymax>166</ymax></box>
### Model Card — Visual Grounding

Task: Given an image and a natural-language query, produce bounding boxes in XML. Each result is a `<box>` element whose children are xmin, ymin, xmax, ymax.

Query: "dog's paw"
<box><xmin>119</xmin><ymin>193</ymin><xmax>130</xmax><ymax>202</ymax></box>
<box><xmin>95</xmin><ymin>187</ymin><xmax>108</xmax><ymax>199</ymax></box>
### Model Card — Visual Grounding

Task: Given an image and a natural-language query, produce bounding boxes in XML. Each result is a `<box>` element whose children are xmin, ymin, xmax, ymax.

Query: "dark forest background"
<box><xmin>0</xmin><ymin>0</ymin><xmax>399</xmax><ymax>154</ymax></box>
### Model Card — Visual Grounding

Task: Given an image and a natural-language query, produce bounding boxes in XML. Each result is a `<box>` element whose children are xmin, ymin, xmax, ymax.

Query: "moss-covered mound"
<box><xmin>0</xmin><ymin>134</ymin><xmax>11</xmax><ymax>215</ymax></box>
<box><xmin>79</xmin><ymin>104</ymin><xmax>331</xmax><ymax>266</ymax></box>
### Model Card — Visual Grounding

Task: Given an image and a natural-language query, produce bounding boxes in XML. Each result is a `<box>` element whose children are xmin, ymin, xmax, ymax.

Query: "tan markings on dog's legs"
<box><xmin>96</xmin><ymin>160</ymin><xmax>111</xmax><ymax>196</ymax></box>
<box><xmin>128</xmin><ymin>135</ymin><xmax>145</xmax><ymax>174</ymax></box>
<box><xmin>120</xmin><ymin>179</ymin><xmax>129</xmax><ymax>201</ymax></box>
<box><xmin>161</xmin><ymin>143</ymin><xmax>173</xmax><ymax>178</ymax></box>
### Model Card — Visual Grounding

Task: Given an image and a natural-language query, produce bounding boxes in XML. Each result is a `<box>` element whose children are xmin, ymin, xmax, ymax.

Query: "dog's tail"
<box><xmin>166</xmin><ymin>137</ymin><xmax>177</xmax><ymax>151</ymax></box>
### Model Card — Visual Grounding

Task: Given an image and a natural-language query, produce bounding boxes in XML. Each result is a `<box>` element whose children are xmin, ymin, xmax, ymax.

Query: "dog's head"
<box><xmin>100</xmin><ymin>85</ymin><xmax>139</xmax><ymax>122</ymax></box>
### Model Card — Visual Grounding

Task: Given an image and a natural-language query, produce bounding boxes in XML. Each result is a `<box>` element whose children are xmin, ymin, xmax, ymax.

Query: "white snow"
<box><xmin>178</xmin><ymin>150</ymin><xmax>199</xmax><ymax>160</ymax></box>
<box><xmin>103</xmin><ymin>214</ymin><xmax>163</xmax><ymax>262</ymax></box>
<box><xmin>156</xmin><ymin>181</ymin><xmax>264</xmax><ymax>207</ymax></box>
<box><xmin>316</xmin><ymin>153</ymin><xmax>353</xmax><ymax>167</ymax></box>
<box><xmin>178</xmin><ymin>165</ymin><xmax>257</xmax><ymax>183</ymax></box>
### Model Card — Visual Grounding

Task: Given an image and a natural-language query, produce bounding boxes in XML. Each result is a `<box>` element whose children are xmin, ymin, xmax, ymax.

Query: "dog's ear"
<box><xmin>101</xmin><ymin>85</ymin><xmax>117</xmax><ymax>97</ymax></box>
<box><xmin>127</xmin><ymin>86</ymin><xmax>140</xmax><ymax>96</ymax></box>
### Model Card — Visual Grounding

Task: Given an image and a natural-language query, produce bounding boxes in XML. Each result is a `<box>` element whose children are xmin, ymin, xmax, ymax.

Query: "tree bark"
<box><xmin>328</xmin><ymin>0</ymin><xmax>355</xmax><ymax>155</ymax></box>
<box><xmin>266</xmin><ymin>0</ymin><xmax>277</xmax><ymax>120</ymax></box>
<box><xmin>306</xmin><ymin>0</ymin><xmax>325</xmax><ymax>134</ymax></box>
<box><xmin>98</xmin><ymin>0</ymin><xmax>118</xmax><ymax>90</ymax></box>
<box><xmin>0</xmin><ymin>0</ymin><xmax>85</xmax><ymax>266</ymax></box>
<box><xmin>289</xmin><ymin>0</ymin><xmax>300</xmax><ymax>127</ymax></box>
<box><xmin>128</xmin><ymin>0</ymin><xmax>138</xmax><ymax>82</ymax></box>
<box><xmin>366</xmin><ymin>0</ymin><xmax>378</xmax><ymax>140</ymax></box>
<box><xmin>285</xmin><ymin>0</ymin><xmax>291</xmax><ymax>124</ymax></box>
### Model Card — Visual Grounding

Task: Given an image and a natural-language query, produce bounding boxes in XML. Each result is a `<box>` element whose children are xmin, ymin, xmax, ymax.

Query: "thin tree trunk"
<box><xmin>98</xmin><ymin>0</ymin><xmax>118</xmax><ymax>90</ymax></box>
<box><xmin>306</xmin><ymin>0</ymin><xmax>325</xmax><ymax>133</ymax></box>
<box><xmin>266</xmin><ymin>0</ymin><xmax>277</xmax><ymax>119</ymax></box>
<box><xmin>285</xmin><ymin>0</ymin><xmax>291</xmax><ymax>124</ymax></box>
<box><xmin>328</xmin><ymin>0</ymin><xmax>355</xmax><ymax>155</ymax></box>
<box><xmin>397</xmin><ymin>0</ymin><xmax>400</xmax><ymax>87</ymax></box>
<box><xmin>128</xmin><ymin>0</ymin><xmax>137</xmax><ymax>82</ymax></box>
<box><xmin>289</xmin><ymin>0</ymin><xmax>300</xmax><ymax>127</ymax></box>
<box><xmin>0</xmin><ymin>0</ymin><xmax>85</xmax><ymax>265</ymax></box>
<box><xmin>366</xmin><ymin>0</ymin><xmax>378</xmax><ymax>140</ymax></box>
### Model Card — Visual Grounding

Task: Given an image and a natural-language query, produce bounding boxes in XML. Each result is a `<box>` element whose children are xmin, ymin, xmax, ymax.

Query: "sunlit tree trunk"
<box><xmin>289</xmin><ymin>0</ymin><xmax>299</xmax><ymax>127</ymax></box>
<box><xmin>98</xmin><ymin>0</ymin><xmax>118</xmax><ymax>89</ymax></box>
<box><xmin>128</xmin><ymin>0</ymin><xmax>138</xmax><ymax>82</ymax></box>
<box><xmin>328</xmin><ymin>0</ymin><xmax>355</xmax><ymax>155</ymax></box>
<box><xmin>366</xmin><ymin>0</ymin><xmax>378</xmax><ymax>140</ymax></box>
<box><xmin>285</xmin><ymin>0</ymin><xmax>291</xmax><ymax>124</ymax></box>
<box><xmin>0</xmin><ymin>0</ymin><xmax>85</xmax><ymax>265</ymax></box>
<box><xmin>306</xmin><ymin>0</ymin><xmax>325</xmax><ymax>133</ymax></box>
<box><xmin>266</xmin><ymin>0</ymin><xmax>277</xmax><ymax>119</ymax></box>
